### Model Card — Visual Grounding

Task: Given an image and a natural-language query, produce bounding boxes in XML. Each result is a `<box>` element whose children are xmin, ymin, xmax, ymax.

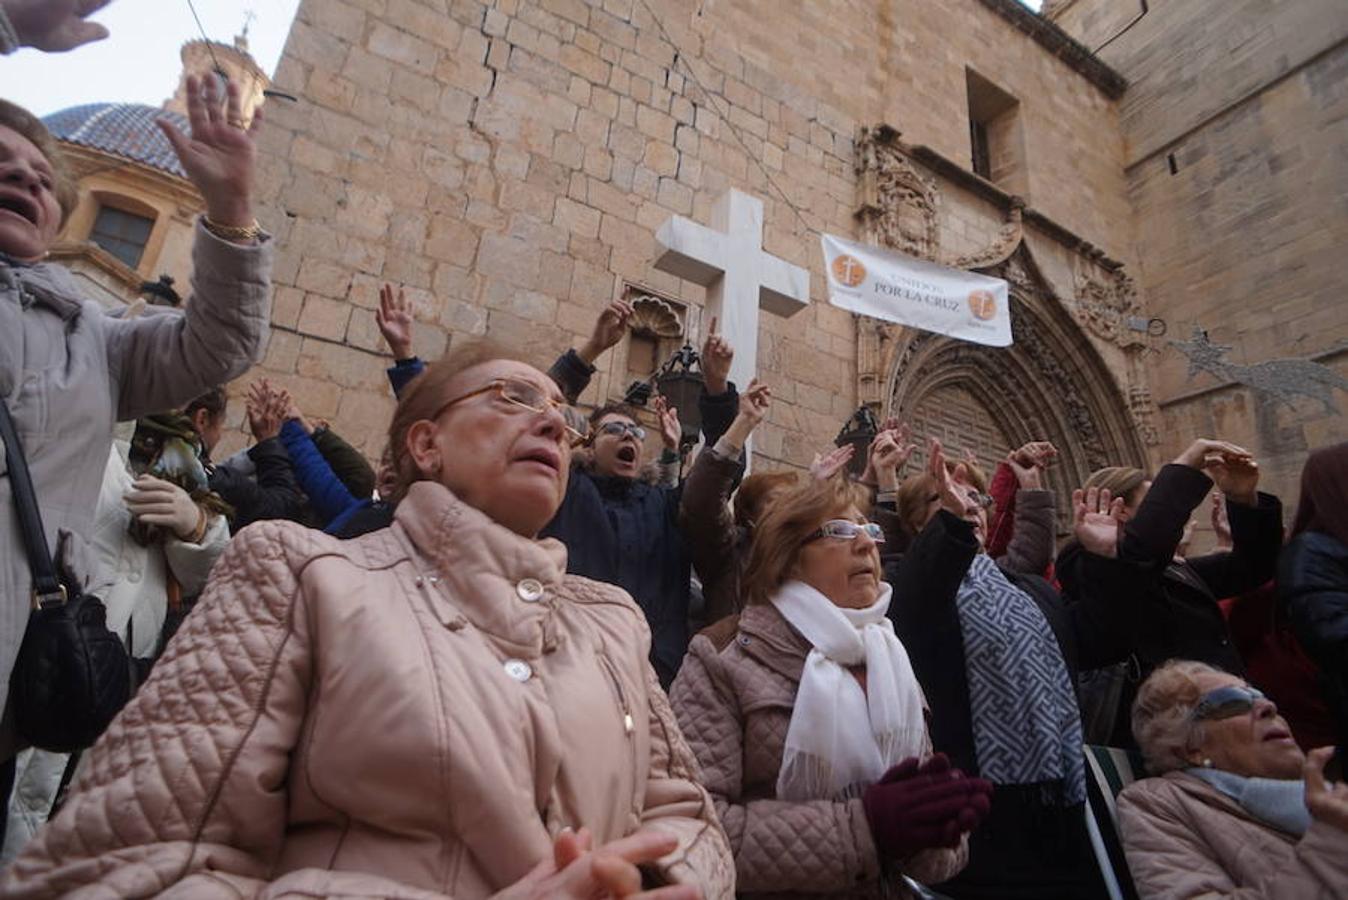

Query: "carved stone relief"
<box><xmin>624</xmin><ymin>290</ymin><xmax>686</xmax><ymax>339</ymax></box>
<box><xmin>856</xmin><ymin>125</ymin><xmax>940</xmax><ymax>260</ymax></box>
<box><xmin>1071</xmin><ymin>253</ymin><xmax>1142</xmax><ymax>348</ymax></box>
<box><xmin>852</xmin><ymin>125</ymin><xmax>1159</xmax><ymax>462</ymax></box>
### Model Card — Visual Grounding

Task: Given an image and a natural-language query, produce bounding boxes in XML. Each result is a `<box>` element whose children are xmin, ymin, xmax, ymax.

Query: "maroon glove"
<box><xmin>862</xmin><ymin>753</ymin><xmax>994</xmax><ymax>860</ymax></box>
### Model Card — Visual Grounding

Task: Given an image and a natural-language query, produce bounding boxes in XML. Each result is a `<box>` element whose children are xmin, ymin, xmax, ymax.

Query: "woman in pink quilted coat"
<box><xmin>670</xmin><ymin>476</ymin><xmax>991</xmax><ymax>897</ymax></box>
<box><xmin>1</xmin><ymin>347</ymin><xmax>734</xmax><ymax>900</ymax></box>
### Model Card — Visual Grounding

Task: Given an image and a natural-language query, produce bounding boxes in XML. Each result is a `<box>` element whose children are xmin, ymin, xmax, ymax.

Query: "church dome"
<box><xmin>42</xmin><ymin>103</ymin><xmax>189</xmax><ymax>179</ymax></box>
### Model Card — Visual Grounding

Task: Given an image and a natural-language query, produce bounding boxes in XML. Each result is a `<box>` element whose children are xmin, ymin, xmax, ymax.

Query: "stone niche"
<box><xmin>615</xmin><ymin>283</ymin><xmax>689</xmax><ymax>402</ymax></box>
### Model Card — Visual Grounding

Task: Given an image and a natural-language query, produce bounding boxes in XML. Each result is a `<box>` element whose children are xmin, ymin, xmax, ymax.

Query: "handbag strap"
<box><xmin>0</xmin><ymin>399</ymin><xmax>66</xmax><ymax>608</ymax></box>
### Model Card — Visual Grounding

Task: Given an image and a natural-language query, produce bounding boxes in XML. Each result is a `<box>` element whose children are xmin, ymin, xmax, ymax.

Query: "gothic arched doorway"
<box><xmin>879</xmin><ymin>252</ymin><xmax>1150</xmax><ymax>533</ymax></box>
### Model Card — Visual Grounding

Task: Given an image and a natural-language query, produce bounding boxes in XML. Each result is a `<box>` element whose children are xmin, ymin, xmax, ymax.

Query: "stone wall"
<box><xmin>234</xmin><ymin>0</ymin><xmax>1140</xmax><ymax>470</ymax></box>
<box><xmin>1055</xmin><ymin>0</ymin><xmax>1348</xmax><ymax>520</ymax></box>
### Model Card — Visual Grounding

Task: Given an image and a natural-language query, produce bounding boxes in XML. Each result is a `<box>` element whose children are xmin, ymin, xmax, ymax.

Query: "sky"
<box><xmin>3</xmin><ymin>0</ymin><xmax>302</xmax><ymax>117</ymax></box>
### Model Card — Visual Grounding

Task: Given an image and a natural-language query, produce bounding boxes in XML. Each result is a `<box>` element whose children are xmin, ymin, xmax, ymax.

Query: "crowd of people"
<box><xmin>1</xmin><ymin>2</ymin><xmax>1346</xmax><ymax>898</ymax></box>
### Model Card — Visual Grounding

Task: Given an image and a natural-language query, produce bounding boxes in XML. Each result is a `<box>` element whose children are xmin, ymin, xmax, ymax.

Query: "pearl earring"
<box><xmin>1202</xmin><ymin>758</ymin><xmax>1213</xmax><ymax>768</ymax></box>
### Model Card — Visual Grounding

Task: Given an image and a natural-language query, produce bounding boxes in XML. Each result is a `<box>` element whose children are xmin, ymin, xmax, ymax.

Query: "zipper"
<box><xmin>596</xmin><ymin>652</ymin><xmax>635</xmax><ymax>736</ymax></box>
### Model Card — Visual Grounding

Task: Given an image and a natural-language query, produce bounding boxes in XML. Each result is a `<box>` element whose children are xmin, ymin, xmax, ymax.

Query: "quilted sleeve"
<box><xmin>641</xmin><ymin>665</ymin><xmax>737</xmax><ymax>899</ymax></box>
<box><xmin>1117</xmin><ymin>779</ymin><xmax>1348</xmax><ymax>899</ymax></box>
<box><xmin>2</xmin><ymin>522</ymin><xmax>315</xmax><ymax>899</ymax></box>
<box><xmin>668</xmin><ymin>638</ymin><xmax>882</xmax><ymax>894</ymax></box>
<box><xmin>106</xmin><ymin>222</ymin><xmax>270</xmax><ymax>422</ymax></box>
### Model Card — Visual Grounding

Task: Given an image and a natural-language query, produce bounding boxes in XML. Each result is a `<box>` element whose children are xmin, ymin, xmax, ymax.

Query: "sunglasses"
<box><xmin>1189</xmin><ymin>685</ymin><xmax>1266</xmax><ymax>722</ymax></box>
<box><xmin>597</xmin><ymin>421</ymin><xmax>647</xmax><ymax>441</ymax></box>
<box><xmin>434</xmin><ymin>378</ymin><xmax>587</xmax><ymax>446</ymax></box>
<box><xmin>804</xmin><ymin>519</ymin><xmax>886</xmax><ymax>544</ymax></box>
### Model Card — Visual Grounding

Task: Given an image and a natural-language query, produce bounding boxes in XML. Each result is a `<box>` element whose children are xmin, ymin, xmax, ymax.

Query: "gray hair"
<box><xmin>1131</xmin><ymin>660</ymin><xmax>1224</xmax><ymax>774</ymax></box>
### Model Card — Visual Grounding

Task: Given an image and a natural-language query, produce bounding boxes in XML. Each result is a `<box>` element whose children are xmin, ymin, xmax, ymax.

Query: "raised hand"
<box><xmin>1203</xmin><ymin>450</ymin><xmax>1260</xmax><ymax>507</ymax></box>
<box><xmin>3</xmin><ymin>0</ymin><xmax>112</xmax><ymax>52</ymax></box>
<box><xmin>928</xmin><ymin>438</ymin><xmax>972</xmax><ymax>518</ymax></box>
<box><xmin>810</xmin><ymin>444</ymin><xmax>855</xmax><ymax>481</ymax></box>
<box><xmin>1304</xmin><ymin>747</ymin><xmax>1348</xmax><ymax>833</ymax></box>
<box><xmin>376</xmin><ymin>283</ymin><xmax>414</xmax><ymax>360</ymax></box>
<box><xmin>1210</xmin><ymin>490</ymin><xmax>1233</xmax><ymax>551</ymax></box>
<box><xmin>246</xmin><ymin>380</ymin><xmax>282</xmax><ymax>441</ymax></box>
<box><xmin>1072</xmin><ymin>486</ymin><xmax>1126</xmax><ymax>558</ymax></box>
<box><xmin>275</xmin><ymin>387</ymin><xmax>311</xmax><ymax>435</ymax></box>
<box><xmin>721</xmin><ymin>378</ymin><xmax>771</xmax><ymax>451</ymax></box>
<box><xmin>700</xmin><ymin>316</ymin><xmax>734</xmax><ymax>396</ymax></box>
<box><xmin>1012</xmin><ymin>441</ymin><xmax>1057</xmax><ymax>468</ymax></box>
<box><xmin>124</xmin><ymin>475</ymin><xmax>203</xmax><ymax>541</ymax></box>
<box><xmin>868</xmin><ymin>424</ymin><xmax>916</xmax><ymax>491</ymax></box>
<box><xmin>1173</xmin><ymin>438</ymin><xmax>1250</xmax><ymax>471</ymax></box>
<box><xmin>578</xmin><ymin>299</ymin><xmax>634</xmax><ymax>364</ymax></box>
<box><xmin>738</xmin><ymin>378</ymin><xmax>771</xmax><ymax>426</ymax></box>
<box><xmin>653</xmin><ymin>394</ymin><xmax>681</xmax><ymax>451</ymax></box>
<box><xmin>1006</xmin><ymin>440</ymin><xmax>1056</xmax><ymax>490</ymax></box>
<box><xmin>157</xmin><ymin>74</ymin><xmax>261</xmax><ymax>231</ymax></box>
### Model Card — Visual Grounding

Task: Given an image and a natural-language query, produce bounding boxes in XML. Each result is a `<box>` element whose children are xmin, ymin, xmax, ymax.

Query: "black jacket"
<box><xmin>541</xmin><ymin>349</ymin><xmax>739</xmax><ymax>687</ymax></box>
<box><xmin>1280</xmin><ymin>530</ymin><xmax>1348</xmax><ymax>746</ymax></box>
<box><xmin>207</xmin><ymin>437</ymin><xmax>306</xmax><ymax>531</ymax></box>
<box><xmin>885</xmin><ymin>510</ymin><xmax>1139</xmax><ymax>899</ymax></box>
<box><xmin>1057</xmin><ymin>464</ymin><xmax>1283</xmax><ymax>744</ymax></box>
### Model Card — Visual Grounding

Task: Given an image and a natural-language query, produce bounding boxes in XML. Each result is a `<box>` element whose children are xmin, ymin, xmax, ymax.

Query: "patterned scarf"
<box><xmin>956</xmin><ymin>553</ymin><xmax>1085</xmax><ymax>805</ymax></box>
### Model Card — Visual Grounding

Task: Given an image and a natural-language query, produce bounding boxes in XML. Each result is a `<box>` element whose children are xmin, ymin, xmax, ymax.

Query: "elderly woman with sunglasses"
<box><xmin>4</xmin><ymin>345</ymin><xmax>734</xmax><ymax>899</ymax></box>
<box><xmin>1117</xmin><ymin>660</ymin><xmax>1348</xmax><ymax>898</ymax></box>
<box><xmin>670</xmin><ymin>475</ymin><xmax>992</xmax><ymax>898</ymax></box>
<box><xmin>885</xmin><ymin>439</ymin><xmax>1149</xmax><ymax>899</ymax></box>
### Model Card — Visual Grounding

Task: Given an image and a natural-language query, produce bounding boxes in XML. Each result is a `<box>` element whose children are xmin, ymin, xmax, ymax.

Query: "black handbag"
<box><xmin>1</xmin><ymin>400</ymin><xmax>133</xmax><ymax>754</ymax></box>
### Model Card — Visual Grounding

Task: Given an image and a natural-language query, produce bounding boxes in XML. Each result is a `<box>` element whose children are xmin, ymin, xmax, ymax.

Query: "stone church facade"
<box><xmin>241</xmin><ymin>0</ymin><xmax>1346</xmax><ymax>537</ymax></box>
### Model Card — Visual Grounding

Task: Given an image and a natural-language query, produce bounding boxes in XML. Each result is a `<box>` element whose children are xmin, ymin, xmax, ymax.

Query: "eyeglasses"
<box><xmin>1189</xmin><ymin>685</ymin><xmax>1266</xmax><ymax>722</ymax></box>
<box><xmin>433</xmin><ymin>378</ymin><xmax>587</xmax><ymax>446</ymax></box>
<box><xmin>804</xmin><ymin>519</ymin><xmax>886</xmax><ymax>544</ymax></box>
<box><xmin>596</xmin><ymin>421</ymin><xmax>647</xmax><ymax>441</ymax></box>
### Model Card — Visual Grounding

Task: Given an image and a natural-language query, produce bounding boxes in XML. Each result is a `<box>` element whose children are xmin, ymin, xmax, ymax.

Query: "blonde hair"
<box><xmin>733</xmin><ymin>470</ymin><xmax>799</xmax><ymax>529</ymax></box>
<box><xmin>1131</xmin><ymin>659</ymin><xmax>1224</xmax><ymax>774</ymax></box>
<box><xmin>741</xmin><ymin>475</ymin><xmax>872</xmax><ymax>606</ymax></box>
<box><xmin>896</xmin><ymin>472</ymin><xmax>939</xmax><ymax>539</ymax></box>
<box><xmin>384</xmin><ymin>340</ymin><xmax>529</xmax><ymax>506</ymax></box>
<box><xmin>0</xmin><ymin>100</ymin><xmax>78</xmax><ymax>226</ymax></box>
<box><xmin>1086</xmin><ymin>466</ymin><xmax>1149</xmax><ymax>507</ymax></box>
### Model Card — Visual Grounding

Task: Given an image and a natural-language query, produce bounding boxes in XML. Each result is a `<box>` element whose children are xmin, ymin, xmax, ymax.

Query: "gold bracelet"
<box><xmin>201</xmin><ymin>216</ymin><xmax>262</xmax><ymax>242</ymax></box>
<box><xmin>186</xmin><ymin>508</ymin><xmax>210</xmax><ymax>545</ymax></box>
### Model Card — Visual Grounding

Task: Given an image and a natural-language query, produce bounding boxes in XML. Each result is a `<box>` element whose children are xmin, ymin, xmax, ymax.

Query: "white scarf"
<box><xmin>771</xmin><ymin>580</ymin><xmax>928</xmax><ymax>801</ymax></box>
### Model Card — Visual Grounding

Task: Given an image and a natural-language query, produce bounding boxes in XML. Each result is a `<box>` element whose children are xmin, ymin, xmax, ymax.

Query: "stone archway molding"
<box><xmin>872</xmin><ymin>243</ymin><xmax>1152</xmax><ymax>503</ymax></box>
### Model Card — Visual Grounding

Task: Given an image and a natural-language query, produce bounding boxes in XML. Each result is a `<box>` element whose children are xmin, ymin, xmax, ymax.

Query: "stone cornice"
<box><xmin>974</xmin><ymin>0</ymin><xmax>1128</xmax><ymax>100</ymax></box>
<box><xmin>59</xmin><ymin>143</ymin><xmax>202</xmax><ymax>210</ymax></box>
<box><xmin>905</xmin><ymin>141</ymin><xmax>1127</xmax><ymax>272</ymax></box>
<box><xmin>49</xmin><ymin>240</ymin><xmax>144</xmax><ymax>291</ymax></box>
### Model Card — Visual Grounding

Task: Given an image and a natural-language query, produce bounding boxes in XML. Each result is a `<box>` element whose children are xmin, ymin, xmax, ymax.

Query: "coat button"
<box><xmin>516</xmin><ymin>578</ymin><xmax>545</xmax><ymax>603</ymax></box>
<box><xmin>503</xmin><ymin>658</ymin><xmax>533</xmax><ymax>682</ymax></box>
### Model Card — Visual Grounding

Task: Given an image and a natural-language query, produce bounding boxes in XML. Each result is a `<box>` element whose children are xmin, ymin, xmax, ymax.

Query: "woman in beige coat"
<box><xmin>2</xmin><ymin>347</ymin><xmax>734</xmax><ymax>899</ymax></box>
<box><xmin>1118</xmin><ymin>660</ymin><xmax>1348</xmax><ymax>898</ymax></box>
<box><xmin>671</xmin><ymin>472</ymin><xmax>991</xmax><ymax>898</ymax></box>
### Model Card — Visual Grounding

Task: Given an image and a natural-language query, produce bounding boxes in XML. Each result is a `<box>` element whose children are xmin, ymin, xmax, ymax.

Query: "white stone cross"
<box><xmin>654</xmin><ymin>189</ymin><xmax>810</xmax><ymax>395</ymax></box>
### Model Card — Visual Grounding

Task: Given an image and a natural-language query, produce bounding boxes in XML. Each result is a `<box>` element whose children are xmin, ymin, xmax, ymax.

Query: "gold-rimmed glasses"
<box><xmin>433</xmin><ymin>378</ymin><xmax>587</xmax><ymax>446</ymax></box>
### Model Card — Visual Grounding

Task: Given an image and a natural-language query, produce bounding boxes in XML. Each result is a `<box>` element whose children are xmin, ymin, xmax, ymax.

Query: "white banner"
<box><xmin>820</xmin><ymin>233</ymin><xmax>1012</xmax><ymax>347</ymax></box>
